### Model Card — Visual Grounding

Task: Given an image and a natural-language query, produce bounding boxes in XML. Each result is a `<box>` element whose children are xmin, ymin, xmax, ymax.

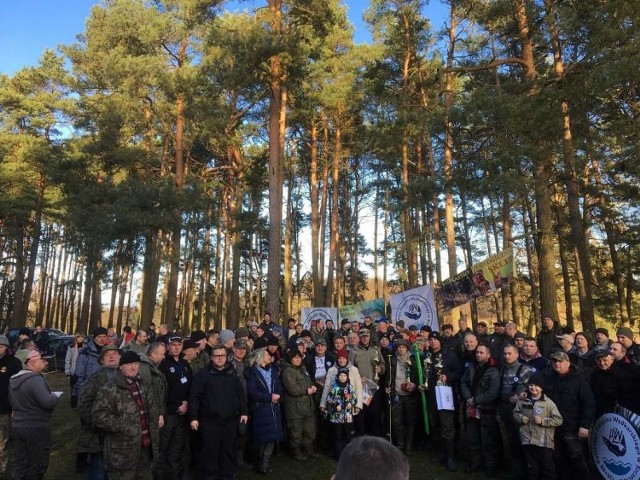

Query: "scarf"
<box><xmin>126</xmin><ymin>377</ymin><xmax>151</xmax><ymax>448</ymax></box>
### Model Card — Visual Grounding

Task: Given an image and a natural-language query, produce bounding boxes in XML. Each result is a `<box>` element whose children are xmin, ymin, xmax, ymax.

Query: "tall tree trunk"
<box><xmin>523</xmin><ymin>197</ymin><xmax>541</xmax><ymax>333</ymax></box>
<box><xmin>108</xmin><ymin>240</ymin><xmax>123</xmax><ymax>328</ymax></box>
<box><xmin>265</xmin><ymin>0</ymin><xmax>286</xmax><ymax>323</ymax></box>
<box><xmin>444</xmin><ymin>5</ymin><xmax>458</xmax><ymax>280</ymax></box>
<box><xmin>309</xmin><ymin>120</ymin><xmax>323</xmax><ymax>306</ymax></box>
<box><xmin>283</xmin><ymin>176</ymin><xmax>293</xmax><ymax>321</ymax></box>
<box><xmin>325</xmin><ymin>125</ymin><xmax>341</xmax><ymax>307</ymax></box>
<box><xmin>140</xmin><ymin>232</ymin><xmax>161</xmax><ymax>330</ymax></box>
<box><xmin>514</xmin><ymin>0</ymin><xmax>559</xmax><ymax>321</ymax></box>
<box><xmin>544</xmin><ymin>0</ymin><xmax>594</xmax><ymax>333</ymax></box>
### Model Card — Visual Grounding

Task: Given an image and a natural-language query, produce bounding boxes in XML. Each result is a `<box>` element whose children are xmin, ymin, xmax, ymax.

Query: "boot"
<box><xmin>257</xmin><ymin>445</ymin><xmax>273</xmax><ymax>475</ymax></box>
<box><xmin>445</xmin><ymin>439</ymin><xmax>458</xmax><ymax>472</ymax></box>
<box><xmin>303</xmin><ymin>444</ymin><xmax>320</xmax><ymax>459</ymax></box>
<box><xmin>235</xmin><ymin>450</ymin><xmax>252</xmax><ymax>470</ymax></box>
<box><xmin>404</xmin><ymin>428</ymin><xmax>415</xmax><ymax>457</ymax></box>
<box><xmin>292</xmin><ymin>447</ymin><xmax>308</xmax><ymax>461</ymax></box>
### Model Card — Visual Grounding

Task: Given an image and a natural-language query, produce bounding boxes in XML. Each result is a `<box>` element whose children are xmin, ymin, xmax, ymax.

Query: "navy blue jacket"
<box><xmin>246</xmin><ymin>365</ymin><xmax>284</xmax><ymax>445</ymax></box>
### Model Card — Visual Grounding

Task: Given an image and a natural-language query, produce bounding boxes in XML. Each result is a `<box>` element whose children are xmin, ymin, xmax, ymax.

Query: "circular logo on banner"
<box><xmin>591</xmin><ymin>413</ymin><xmax>640</xmax><ymax>480</ymax></box>
<box><xmin>303</xmin><ymin>309</ymin><xmax>335</xmax><ymax>330</ymax></box>
<box><xmin>393</xmin><ymin>293</ymin><xmax>436</xmax><ymax>329</ymax></box>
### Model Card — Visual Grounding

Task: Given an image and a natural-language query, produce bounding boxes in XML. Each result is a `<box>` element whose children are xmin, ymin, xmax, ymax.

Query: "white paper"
<box><xmin>52</xmin><ymin>391</ymin><xmax>63</xmax><ymax>398</ymax></box>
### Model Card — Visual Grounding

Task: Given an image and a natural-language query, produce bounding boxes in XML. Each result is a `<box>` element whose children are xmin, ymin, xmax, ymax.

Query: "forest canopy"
<box><xmin>0</xmin><ymin>0</ymin><xmax>638</xmax><ymax>336</ymax></box>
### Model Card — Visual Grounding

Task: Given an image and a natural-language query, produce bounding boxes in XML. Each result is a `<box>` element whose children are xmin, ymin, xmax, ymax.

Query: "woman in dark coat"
<box><xmin>247</xmin><ymin>347</ymin><xmax>284</xmax><ymax>474</ymax></box>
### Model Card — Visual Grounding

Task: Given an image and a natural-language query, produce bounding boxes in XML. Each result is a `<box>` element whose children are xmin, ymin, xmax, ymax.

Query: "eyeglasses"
<box><xmin>212</xmin><ymin>354</ymin><xmax>227</xmax><ymax>358</ymax></box>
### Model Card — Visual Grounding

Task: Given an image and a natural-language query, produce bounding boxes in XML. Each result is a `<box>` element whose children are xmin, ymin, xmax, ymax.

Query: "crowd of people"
<box><xmin>1</xmin><ymin>313</ymin><xmax>639</xmax><ymax>480</ymax></box>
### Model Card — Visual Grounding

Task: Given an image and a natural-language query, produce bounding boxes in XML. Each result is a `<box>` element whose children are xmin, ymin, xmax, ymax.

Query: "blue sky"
<box><xmin>0</xmin><ymin>0</ymin><xmax>447</xmax><ymax>75</ymax></box>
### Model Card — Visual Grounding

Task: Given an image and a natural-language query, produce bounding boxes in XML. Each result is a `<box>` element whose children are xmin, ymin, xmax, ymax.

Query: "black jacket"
<box><xmin>591</xmin><ymin>365</ymin><xmax>627</xmax><ymax>418</ymax></box>
<box><xmin>536</xmin><ymin>324</ymin><xmax>561</xmax><ymax>359</ymax></box>
<box><xmin>303</xmin><ymin>352</ymin><xmax>336</xmax><ymax>387</ymax></box>
<box><xmin>0</xmin><ymin>354</ymin><xmax>23</xmax><ymax>414</ymax></box>
<box><xmin>188</xmin><ymin>363</ymin><xmax>247</xmax><ymax>424</ymax></box>
<box><xmin>460</xmin><ymin>358</ymin><xmax>500</xmax><ymax>411</ymax></box>
<box><xmin>159</xmin><ymin>355</ymin><xmax>193</xmax><ymax>416</ymax></box>
<box><xmin>540</xmin><ymin>366</ymin><xmax>596</xmax><ymax>433</ymax></box>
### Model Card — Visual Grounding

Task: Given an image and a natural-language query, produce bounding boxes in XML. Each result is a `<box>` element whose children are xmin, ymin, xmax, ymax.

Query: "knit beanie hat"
<box><xmin>219</xmin><ymin>329</ymin><xmax>235</xmax><ymax>345</ymax></box>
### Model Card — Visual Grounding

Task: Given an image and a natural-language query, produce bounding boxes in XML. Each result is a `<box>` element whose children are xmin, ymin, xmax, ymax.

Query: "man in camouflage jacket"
<box><xmin>77</xmin><ymin>344</ymin><xmax>121</xmax><ymax>479</ymax></box>
<box><xmin>92</xmin><ymin>351</ymin><xmax>160</xmax><ymax>480</ymax></box>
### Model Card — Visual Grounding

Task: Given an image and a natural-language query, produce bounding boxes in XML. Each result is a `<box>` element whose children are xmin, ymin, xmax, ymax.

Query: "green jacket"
<box><xmin>92</xmin><ymin>371</ymin><xmax>160</xmax><ymax>472</ymax></box>
<box><xmin>77</xmin><ymin>367</ymin><xmax>118</xmax><ymax>453</ymax></box>
<box><xmin>513</xmin><ymin>394</ymin><xmax>563</xmax><ymax>449</ymax></box>
<box><xmin>282</xmin><ymin>362</ymin><xmax>315</xmax><ymax>420</ymax></box>
<box><xmin>138</xmin><ymin>354</ymin><xmax>167</xmax><ymax>416</ymax></box>
<box><xmin>189</xmin><ymin>350</ymin><xmax>211</xmax><ymax>377</ymax></box>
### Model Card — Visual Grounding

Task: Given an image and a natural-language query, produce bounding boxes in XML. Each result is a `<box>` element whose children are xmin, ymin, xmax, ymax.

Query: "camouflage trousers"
<box><xmin>0</xmin><ymin>414</ymin><xmax>9</xmax><ymax>475</ymax></box>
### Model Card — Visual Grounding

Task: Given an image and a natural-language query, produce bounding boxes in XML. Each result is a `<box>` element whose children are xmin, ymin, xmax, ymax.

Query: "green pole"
<box><xmin>413</xmin><ymin>343</ymin><xmax>430</xmax><ymax>435</ymax></box>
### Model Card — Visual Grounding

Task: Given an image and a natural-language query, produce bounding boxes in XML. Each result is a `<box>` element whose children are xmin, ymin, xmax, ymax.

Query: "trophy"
<box><xmin>373</xmin><ymin>350</ymin><xmax>380</xmax><ymax>382</ymax></box>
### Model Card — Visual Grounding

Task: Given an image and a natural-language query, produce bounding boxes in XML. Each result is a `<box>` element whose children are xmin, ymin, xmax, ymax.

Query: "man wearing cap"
<box><xmin>498</xmin><ymin>344</ymin><xmax>532</xmax><ymax>478</ymax></box>
<box><xmin>538</xmin><ymin>350</ymin><xmax>595</xmax><ymax>477</ymax></box>
<box><xmin>488</xmin><ymin>322</ymin><xmax>509</xmax><ymax>362</ymax></box>
<box><xmin>475</xmin><ymin>322</ymin><xmax>489</xmax><ymax>344</ymax></box>
<box><xmin>189</xmin><ymin>345</ymin><xmax>248</xmax><ymax>480</ymax></box>
<box><xmin>386</xmin><ymin>339</ymin><xmax>418</xmax><ymax>456</ymax></box>
<box><xmin>219</xmin><ymin>329</ymin><xmax>236</xmax><ymax>350</ymax></box>
<box><xmin>74</xmin><ymin>327</ymin><xmax>110</xmax><ymax>398</ymax></box>
<box><xmin>9</xmin><ymin>349</ymin><xmax>59</xmax><ymax>480</ymax></box>
<box><xmin>350</xmin><ymin>328</ymin><xmax>385</xmax><ymax>436</ymax></box>
<box><xmin>616</xmin><ymin>327</ymin><xmax>640</xmax><ymax>366</ymax></box>
<box><xmin>159</xmin><ymin>336</ymin><xmax>193</xmax><ymax>480</ymax></box>
<box><xmin>260</xmin><ymin>311</ymin><xmax>282</xmax><ymax>336</ymax></box>
<box><xmin>187</xmin><ymin>330</ymin><xmax>210</xmax><ymax>376</ymax></box>
<box><xmin>591</xmin><ymin>350</ymin><xmax>626</xmax><ymax>417</ymax></box>
<box><xmin>422</xmin><ymin>331</ymin><xmax>462</xmax><ymax>471</ymax></box>
<box><xmin>0</xmin><ymin>335</ymin><xmax>22</xmax><ymax>477</ymax></box>
<box><xmin>230</xmin><ymin>339</ymin><xmax>252</xmax><ymax>469</ymax></box>
<box><xmin>304</xmin><ymin>338</ymin><xmax>335</xmax><ymax>452</ymax></box>
<box><xmin>12</xmin><ymin>328</ymin><xmax>31</xmax><ymax>352</ymax></box>
<box><xmin>536</xmin><ymin>317</ymin><xmax>561</xmax><ymax>359</ymax></box>
<box><xmin>78</xmin><ymin>344</ymin><xmax>122</xmax><ymax>480</ymax></box>
<box><xmin>592</xmin><ymin>328</ymin><xmax>611</xmax><ymax>352</ymax></box>
<box><xmin>93</xmin><ymin>351</ymin><xmax>160</xmax><ymax>480</ymax></box>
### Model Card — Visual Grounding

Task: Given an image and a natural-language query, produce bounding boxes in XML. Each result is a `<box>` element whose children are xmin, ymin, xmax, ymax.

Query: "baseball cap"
<box><xmin>550</xmin><ymin>351</ymin><xmax>570</xmax><ymax>362</ymax></box>
<box><xmin>358</xmin><ymin>329</ymin><xmax>371</xmax><ymax>338</ymax></box>
<box><xmin>169</xmin><ymin>336</ymin><xmax>183</xmax><ymax>343</ymax></box>
<box><xmin>556</xmin><ymin>334</ymin><xmax>574</xmax><ymax>344</ymax></box>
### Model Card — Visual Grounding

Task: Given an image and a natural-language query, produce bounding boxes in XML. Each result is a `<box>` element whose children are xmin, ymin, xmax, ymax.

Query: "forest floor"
<box><xmin>42</xmin><ymin>370</ymin><xmax>484</xmax><ymax>480</ymax></box>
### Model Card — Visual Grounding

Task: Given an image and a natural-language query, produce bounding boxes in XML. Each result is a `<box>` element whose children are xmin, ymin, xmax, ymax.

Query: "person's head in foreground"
<box><xmin>331</xmin><ymin>436</ymin><xmax>409</xmax><ymax>480</ymax></box>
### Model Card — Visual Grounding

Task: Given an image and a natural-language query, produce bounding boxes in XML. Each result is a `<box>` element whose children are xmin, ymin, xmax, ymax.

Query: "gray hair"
<box><xmin>249</xmin><ymin>347</ymin><xmax>268</xmax><ymax>368</ymax></box>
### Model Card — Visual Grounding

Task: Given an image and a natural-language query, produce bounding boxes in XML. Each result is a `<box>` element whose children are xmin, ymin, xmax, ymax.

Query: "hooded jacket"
<box><xmin>0</xmin><ymin>353</ymin><xmax>23</xmax><ymax>414</ymax></box>
<box><xmin>9</xmin><ymin>370</ymin><xmax>58</xmax><ymax>428</ymax></box>
<box><xmin>321</xmin><ymin>363</ymin><xmax>363</xmax><ymax>410</ymax></box>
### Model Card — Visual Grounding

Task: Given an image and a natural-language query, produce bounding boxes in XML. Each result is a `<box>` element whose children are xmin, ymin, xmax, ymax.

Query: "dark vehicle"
<box><xmin>41</xmin><ymin>336</ymin><xmax>75</xmax><ymax>371</ymax></box>
<box><xmin>6</xmin><ymin>327</ymin><xmax>65</xmax><ymax>351</ymax></box>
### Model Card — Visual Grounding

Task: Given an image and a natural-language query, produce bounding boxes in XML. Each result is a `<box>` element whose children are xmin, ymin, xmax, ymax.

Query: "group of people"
<box><xmin>2</xmin><ymin>312</ymin><xmax>640</xmax><ymax>480</ymax></box>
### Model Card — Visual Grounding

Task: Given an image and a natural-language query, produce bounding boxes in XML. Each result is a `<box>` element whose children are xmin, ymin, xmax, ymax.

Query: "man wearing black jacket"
<box><xmin>304</xmin><ymin>339</ymin><xmax>335</xmax><ymax>452</ymax></box>
<box><xmin>159</xmin><ymin>336</ymin><xmax>193</xmax><ymax>480</ymax></box>
<box><xmin>189</xmin><ymin>346</ymin><xmax>248</xmax><ymax>480</ymax></box>
<box><xmin>460</xmin><ymin>344</ymin><xmax>500</xmax><ymax>477</ymax></box>
<box><xmin>540</xmin><ymin>351</ymin><xmax>596</xmax><ymax>478</ymax></box>
<box><xmin>0</xmin><ymin>335</ymin><xmax>22</xmax><ymax>477</ymax></box>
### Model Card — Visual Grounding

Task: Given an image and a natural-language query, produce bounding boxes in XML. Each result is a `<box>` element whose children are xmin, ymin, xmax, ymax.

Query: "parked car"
<box><xmin>41</xmin><ymin>336</ymin><xmax>75</xmax><ymax>371</ymax></box>
<box><xmin>6</xmin><ymin>327</ymin><xmax>65</xmax><ymax>351</ymax></box>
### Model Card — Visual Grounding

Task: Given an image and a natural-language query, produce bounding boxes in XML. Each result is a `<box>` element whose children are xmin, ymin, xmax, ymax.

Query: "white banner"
<box><xmin>301</xmin><ymin>307</ymin><xmax>339</xmax><ymax>330</ymax></box>
<box><xmin>390</xmin><ymin>285</ymin><xmax>438</xmax><ymax>331</ymax></box>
